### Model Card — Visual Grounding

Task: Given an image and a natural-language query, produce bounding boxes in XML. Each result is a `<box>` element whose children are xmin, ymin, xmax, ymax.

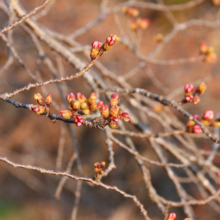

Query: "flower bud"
<box><xmin>167</xmin><ymin>213</ymin><xmax>176</xmax><ymax>220</ymax></box>
<box><xmin>97</xmin><ymin>101</ymin><xmax>104</xmax><ymax>109</ymax></box>
<box><xmin>80</xmin><ymin>102</ymin><xmax>89</xmax><ymax>110</ymax></box>
<box><xmin>90</xmin><ymin>41</ymin><xmax>102</xmax><ymax>60</ymax></box>
<box><xmin>94</xmin><ymin>167</ymin><xmax>99</xmax><ymax>173</ymax></box>
<box><xmin>60</xmin><ymin>110</ymin><xmax>72</xmax><ymax>119</ymax></box>
<box><xmin>34</xmin><ymin>93</ymin><xmax>44</xmax><ymax>105</ymax></box>
<box><xmin>193</xmin><ymin>125</ymin><xmax>202</xmax><ymax>134</ymax></box>
<box><xmin>82</xmin><ymin>109</ymin><xmax>90</xmax><ymax>115</ymax></box>
<box><xmin>193</xmin><ymin>95</ymin><xmax>200</xmax><ymax>105</ymax></box>
<box><xmin>103</xmin><ymin>35</ymin><xmax>118</xmax><ymax>51</ymax></box>
<box><xmin>197</xmin><ymin>82</ymin><xmax>206</xmax><ymax>94</ymax></box>
<box><xmin>89</xmin><ymin>103</ymin><xmax>98</xmax><ymax>111</ymax></box>
<box><xmin>99</xmin><ymin>170</ymin><xmax>104</xmax><ymax>175</ymax></box>
<box><xmin>154</xmin><ymin>33</ymin><xmax>163</xmax><ymax>43</ymax></box>
<box><xmin>184</xmin><ymin>84</ymin><xmax>194</xmax><ymax>94</ymax></box>
<box><xmin>112</xmin><ymin>115</ymin><xmax>120</xmax><ymax>122</ymax></box>
<box><xmin>122</xmin><ymin>7</ymin><xmax>139</xmax><ymax>17</ymax></box>
<box><xmin>94</xmin><ymin>162</ymin><xmax>100</xmax><ymax>168</ymax></box>
<box><xmin>185</xmin><ymin>95</ymin><xmax>194</xmax><ymax>102</ymax></box>
<box><xmin>100</xmin><ymin>161</ymin><xmax>106</xmax><ymax>168</ymax></box>
<box><xmin>110</xmin><ymin>105</ymin><xmax>120</xmax><ymax>117</ymax></box>
<box><xmin>45</xmin><ymin>94</ymin><xmax>52</xmax><ymax>107</ymax></box>
<box><xmin>77</xmin><ymin>93</ymin><xmax>87</xmax><ymax>103</ymax></box>
<box><xmin>136</xmin><ymin>18</ymin><xmax>150</xmax><ymax>29</ymax></box>
<box><xmin>202</xmin><ymin>110</ymin><xmax>214</xmax><ymax>121</ymax></box>
<box><xmin>31</xmin><ymin>105</ymin><xmax>45</xmax><ymax>115</ymax></box>
<box><xmin>70</xmin><ymin>100</ymin><xmax>80</xmax><ymax>111</ymax></box>
<box><xmin>88</xmin><ymin>93</ymin><xmax>97</xmax><ymax>104</ymax></box>
<box><xmin>204</xmin><ymin>52</ymin><xmax>217</xmax><ymax>63</ymax></box>
<box><xmin>100</xmin><ymin>105</ymin><xmax>109</xmax><ymax>118</ymax></box>
<box><xmin>74</xmin><ymin>114</ymin><xmax>83</xmax><ymax>127</ymax></box>
<box><xmin>110</xmin><ymin>93</ymin><xmax>119</xmax><ymax>106</ymax></box>
<box><xmin>109</xmin><ymin>121</ymin><xmax>119</xmax><ymax>129</ymax></box>
<box><xmin>129</xmin><ymin>20</ymin><xmax>137</xmax><ymax>31</ymax></box>
<box><xmin>66</xmin><ymin>93</ymin><xmax>75</xmax><ymax>104</ymax></box>
<box><xmin>120</xmin><ymin>112</ymin><xmax>130</xmax><ymax>122</ymax></box>
<box><xmin>200</xmin><ymin>41</ymin><xmax>208</xmax><ymax>54</ymax></box>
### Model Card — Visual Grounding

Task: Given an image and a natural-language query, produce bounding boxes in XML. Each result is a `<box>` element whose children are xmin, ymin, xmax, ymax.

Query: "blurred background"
<box><xmin>0</xmin><ymin>0</ymin><xmax>220</xmax><ymax>219</ymax></box>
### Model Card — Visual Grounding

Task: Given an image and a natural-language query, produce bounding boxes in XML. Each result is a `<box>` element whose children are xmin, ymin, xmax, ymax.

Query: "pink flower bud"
<box><xmin>77</xmin><ymin>93</ymin><xmax>87</xmax><ymax>103</ymax></box>
<box><xmin>200</xmin><ymin>41</ymin><xmax>208</xmax><ymax>54</ymax></box>
<box><xmin>202</xmin><ymin>110</ymin><xmax>214</xmax><ymax>121</ymax></box>
<box><xmin>60</xmin><ymin>110</ymin><xmax>72</xmax><ymax>119</ymax></box>
<box><xmin>120</xmin><ymin>112</ymin><xmax>130</xmax><ymax>122</ymax></box>
<box><xmin>185</xmin><ymin>95</ymin><xmax>194</xmax><ymax>102</ymax></box>
<box><xmin>45</xmin><ymin>94</ymin><xmax>52</xmax><ymax>107</ymax></box>
<box><xmin>100</xmin><ymin>105</ymin><xmax>109</xmax><ymax>118</ymax></box>
<box><xmin>31</xmin><ymin>105</ymin><xmax>45</xmax><ymax>115</ymax></box>
<box><xmin>136</xmin><ymin>18</ymin><xmax>150</xmax><ymax>29</ymax></box>
<box><xmin>112</xmin><ymin>115</ymin><xmax>120</xmax><ymax>122</ymax></box>
<box><xmin>184</xmin><ymin>84</ymin><xmax>194</xmax><ymax>94</ymax></box>
<box><xmin>109</xmin><ymin>121</ymin><xmax>119</xmax><ymax>129</ymax></box>
<box><xmin>92</xmin><ymin>41</ymin><xmax>102</xmax><ymax>50</ymax></box>
<box><xmin>74</xmin><ymin>115</ymin><xmax>83</xmax><ymax>127</ymax></box>
<box><xmin>66</xmin><ymin>93</ymin><xmax>75</xmax><ymax>104</ymax></box>
<box><xmin>193</xmin><ymin>114</ymin><xmax>200</xmax><ymax>120</ymax></box>
<box><xmin>80</xmin><ymin>102</ymin><xmax>89</xmax><ymax>110</ymax></box>
<box><xmin>193</xmin><ymin>96</ymin><xmax>200</xmax><ymax>105</ymax></box>
<box><xmin>193</xmin><ymin>125</ymin><xmax>202</xmax><ymax>134</ymax></box>
<box><xmin>167</xmin><ymin>213</ymin><xmax>176</xmax><ymax>220</ymax></box>
<box><xmin>97</xmin><ymin>101</ymin><xmax>104</xmax><ymax>109</ymax></box>
<box><xmin>106</xmin><ymin>36</ymin><xmax>116</xmax><ymax>46</ymax></box>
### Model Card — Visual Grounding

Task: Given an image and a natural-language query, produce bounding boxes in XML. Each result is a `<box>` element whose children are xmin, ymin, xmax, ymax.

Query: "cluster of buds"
<box><xmin>122</xmin><ymin>7</ymin><xmax>149</xmax><ymax>31</ymax></box>
<box><xmin>122</xmin><ymin>7</ymin><xmax>139</xmax><ymax>17</ymax></box>
<box><xmin>200</xmin><ymin>41</ymin><xmax>217</xmax><ymax>63</ymax></box>
<box><xmin>183</xmin><ymin>82</ymin><xmax>206</xmax><ymax>104</ymax></box>
<box><xmin>90</xmin><ymin>35</ymin><xmax>119</xmax><ymax>60</ymax></box>
<box><xmin>31</xmin><ymin>93</ymin><xmax>52</xmax><ymax>115</ymax></box>
<box><xmin>60</xmin><ymin>92</ymin><xmax>103</xmax><ymax>127</ymax></box>
<box><xmin>212</xmin><ymin>0</ymin><xmax>220</xmax><ymax>6</ymax></box>
<box><xmin>93</xmin><ymin>161</ymin><xmax>106</xmax><ymax>181</ymax></box>
<box><xmin>154</xmin><ymin>33</ymin><xmax>164</xmax><ymax>43</ymax></box>
<box><xmin>99</xmin><ymin>93</ymin><xmax>130</xmax><ymax>129</ymax></box>
<box><xmin>166</xmin><ymin>213</ymin><xmax>176</xmax><ymax>220</ymax></box>
<box><xmin>187</xmin><ymin>110</ymin><xmax>220</xmax><ymax>134</ymax></box>
<box><xmin>129</xmin><ymin>18</ymin><xmax>150</xmax><ymax>31</ymax></box>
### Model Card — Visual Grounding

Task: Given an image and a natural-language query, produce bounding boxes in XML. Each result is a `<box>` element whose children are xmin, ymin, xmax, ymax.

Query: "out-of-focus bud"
<box><xmin>187</xmin><ymin>115</ymin><xmax>200</xmax><ymax>128</ymax></box>
<box><xmin>197</xmin><ymin>82</ymin><xmax>206</xmax><ymax>94</ymax></box>
<box><xmin>89</xmin><ymin>103</ymin><xmax>98</xmax><ymax>111</ymax></box>
<box><xmin>120</xmin><ymin>112</ymin><xmax>130</xmax><ymax>122</ymax></box>
<box><xmin>193</xmin><ymin>95</ymin><xmax>200</xmax><ymax>105</ymax></box>
<box><xmin>60</xmin><ymin>110</ymin><xmax>72</xmax><ymax>119</ymax></box>
<box><xmin>193</xmin><ymin>125</ymin><xmax>202</xmax><ymax>134</ymax></box>
<box><xmin>112</xmin><ymin>115</ymin><xmax>120</xmax><ymax>122</ymax></box>
<box><xmin>167</xmin><ymin>213</ymin><xmax>176</xmax><ymax>220</ymax></box>
<box><xmin>113</xmin><ymin>35</ymin><xmax>120</xmax><ymax>43</ymax></box>
<box><xmin>202</xmin><ymin>110</ymin><xmax>214</xmax><ymax>121</ymax></box>
<box><xmin>110</xmin><ymin>105</ymin><xmax>120</xmax><ymax>117</ymax></box>
<box><xmin>218</xmin><ymin>171</ymin><xmax>220</xmax><ymax>185</ymax></box>
<box><xmin>45</xmin><ymin>94</ymin><xmax>52</xmax><ymax>107</ymax></box>
<box><xmin>122</xmin><ymin>7</ymin><xmax>139</xmax><ymax>17</ymax></box>
<box><xmin>100</xmin><ymin>105</ymin><xmax>109</xmax><ymax>118</ymax></box>
<box><xmin>66</xmin><ymin>93</ymin><xmax>75</xmax><ymax>104</ymax></box>
<box><xmin>110</xmin><ymin>93</ymin><xmax>119</xmax><ymax>106</ymax></box>
<box><xmin>129</xmin><ymin>20</ymin><xmax>137</xmax><ymax>31</ymax></box>
<box><xmin>34</xmin><ymin>93</ymin><xmax>44</xmax><ymax>105</ymax></box>
<box><xmin>70</xmin><ymin>100</ymin><xmax>80</xmax><ymax>111</ymax></box>
<box><xmin>74</xmin><ymin>114</ymin><xmax>83</xmax><ymax>127</ymax></box>
<box><xmin>100</xmin><ymin>161</ymin><xmax>106</xmax><ymax>168</ymax></box>
<box><xmin>97</xmin><ymin>101</ymin><xmax>104</xmax><ymax>109</ymax></box>
<box><xmin>88</xmin><ymin>93</ymin><xmax>97</xmax><ymax>104</ymax></box>
<box><xmin>90</xmin><ymin>41</ymin><xmax>102</xmax><ymax>60</ymax></box>
<box><xmin>154</xmin><ymin>33</ymin><xmax>163</xmax><ymax>43</ymax></box>
<box><xmin>109</xmin><ymin>121</ymin><xmax>119</xmax><ymax>129</ymax></box>
<box><xmin>212</xmin><ymin>0</ymin><xmax>220</xmax><ymax>5</ymax></box>
<box><xmin>185</xmin><ymin>95</ymin><xmax>194</xmax><ymax>102</ymax></box>
<box><xmin>184</xmin><ymin>84</ymin><xmax>194</xmax><ymax>95</ymax></box>
<box><xmin>200</xmin><ymin>41</ymin><xmax>208</xmax><ymax>54</ymax></box>
<box><xmin>204</xmin><ymin>52</ymin><xmax>217</xmax><ymax>63</ymax></box>
<box><xmin>77</xmin><ymin>93</ymin><xmax>87</xmax><ymax>103</ymax></box>
<box><xmin>31</xmin><ymin>105</ymin><xmax>45</xmax><ymax>115</ymax></box>
<box><xmin>82</xmin><ymin>109</ymin><xmax>90</xmax><ymax>115</ymax></box>
<box><xmin>80</xmin><ymin>102</ymin><xmax>89</xmax><ymax>110</ymax></box>
<box><xmin>136</xmin><ymin>18</ymin><xmax>150</xmax><ymax>29</ymax></box>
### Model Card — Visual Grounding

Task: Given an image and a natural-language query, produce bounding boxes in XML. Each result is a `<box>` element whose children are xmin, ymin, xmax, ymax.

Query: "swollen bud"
<box><xmin>167</xmin><ymin>213</ymin><xmax>176</xmax><ymax>220</ymax></box>
<box><xmin>45</xmin><ymin>94</ymin><xmax>52</xmax><ymax>107</ymax></box>
<box><xmin>100</xmin><ymin>105</ymin><xmax>109</xmax><ymax>118</ymax></box>
<box><xmin>120</xmin><ymin>112</ymin><xmax>130</xmax><ymax>122</ymax></box>
<box><xmin>77</xmin><ymin>93</ymin><xmax>87</xmax><ymax>103</ymax></box>
<box><xmin>60</xmin><ymin>110</ymin><xmax>72</xmax><ymax>119</ymax></box>
<box><xmin>110</xmin><ymin>93</ymin><xmax>119</xmax><ymax>106</ymax></box>
<box><xmin>31</xmin><ymin>105</ymin><xmax>45</xmax><ymax>115</ymax></box>
<box><xmin>34</xmin><ymin>93</ymin><xmax>44</xmax><ymax>105</ymax></box>
<box><xmin>66</xmin><ymin>93</ymin><xmax>75</xmax><ymax>104</ymax></box>
<box><xmin>109</xmin><ymin>121</ymin><xmax>119</xmax><ymax>129</ymax></box>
